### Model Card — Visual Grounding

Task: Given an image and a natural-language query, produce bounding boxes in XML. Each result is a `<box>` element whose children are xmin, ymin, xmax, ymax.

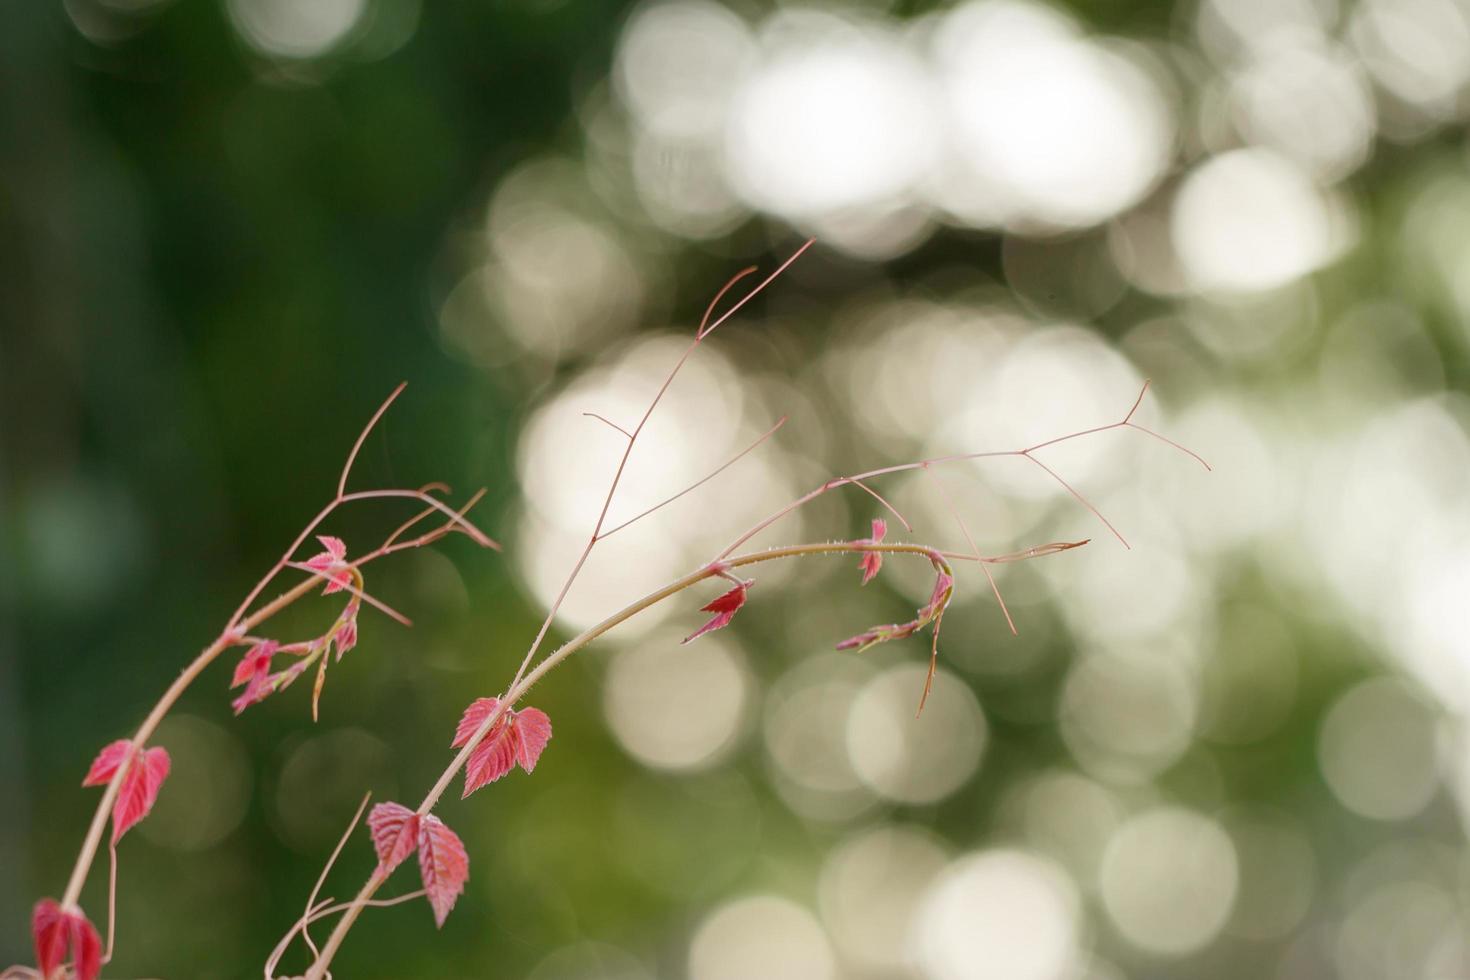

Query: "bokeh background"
<box><xmin>4</xmin><ymin>0</ymin><xmax>1470</xmax><ymax>976</ymax></box>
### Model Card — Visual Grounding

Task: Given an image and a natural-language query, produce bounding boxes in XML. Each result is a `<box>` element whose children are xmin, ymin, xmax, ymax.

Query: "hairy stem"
<box><xmin>60</xmin><ymin>574</ymin><xmax>321</xmax><ymax>909</ymax></box>
<box><xmin>304</xmin><ymin>540</ymin><xmax>955</xmax><ymax>977</ymax></box>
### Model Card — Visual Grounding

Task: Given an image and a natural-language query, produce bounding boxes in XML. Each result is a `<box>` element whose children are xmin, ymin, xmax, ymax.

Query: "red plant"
<box><xmin>11</xmin><ymin>385</ymin><xmax>495</xmax><ymax>980</ymax></box>
<box><xmin>9</xmin><ymin>241</ymin><xmax>1208</xmax><ymax>980</ymax></box>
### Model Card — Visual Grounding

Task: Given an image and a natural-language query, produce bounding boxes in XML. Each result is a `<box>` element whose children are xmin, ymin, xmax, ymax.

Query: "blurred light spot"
<box><xmin>605</xmin><ymin>633</ymin><xmax>750</xmax><ymax>771</ymax></box>
<box><xmin>1318</xmin><ymin>677</ymin><xmax>1439</xmax><ymax>821</ymax></box>
<box><xmin>819</xmin><ymin>825</ymin><xmax>948</xmax><ymax>971</ymax></box>
<box><xmin>689</xmin><ymin>895</ymin><xmax>836</xmax><ymax>980</ymax></box>
<box><xmin>631</xmin><ymin>133</ymin><xmax>747</xmax><ymax>239</ymax></box>
<box><xmin>1222</xmin><ymin>809</ymin><xmax>1317</xmax><ymax>941</ymax></box>
<box><xmin>273</xmin><ymin>728</ymin><xmax>394</xmax><ymax>851</ymax></box>
<box><xmin>528</xmin><ymin>942</ymin><xmax>653</xmax><ymax>980</ymax></box>
<box><xmin>1163</xmin><ymin>397</ymin><xmax>1285</xmax><ymax>551</ymax></box>
<box><xmin>932</xmin><ymin>326</ymin><xmax>1143</xmax><ymax>503</ymax></box>
<box><xmin>485</xmin><ymin>160</ymin><xmax>645</xmax><ymax>361</ymax></box>
<box><xmin>1198</xmin><ymin>604</ymin><xmax>1298</xmax><ymax>745</ymax></box>
<box><xmin>805</xmin><ymin>202</ymin><xmax>936</xmax><ymax>262</ymax></box>
<box><xmin>226</xmin><ymin>0</ymin><xmax>365</xmax><ymax>59</ymax></box>
<box><xmin>1335</xmin><ymin>879</ymin><xmax>1463</xmax><ymax>980</ymax></box>
<box><xmin>1001</xmin><ymin>770</ymin><xmax>1123</xmax><ymax>885</ymax></box>
<box><xmin>20</xmin><ymin>475</ymin><xmax>147</xmax><ymax>611</ymax></box>
<box><xmin>725</xmin><ymin>12</ymin><xmax>938</xmax><ymax>218</ymax></box>
<box><xmin>825</xmin><ymin>300</ymin><xmax>1019</xmax><ymax>459</ymax></box>
<box><xmin>1195</xmin><ymin>0</ymin><xmax>1333</xmax><ymax>63</ymax></box>
<box><xmin>1230</xmin><ymin>41</ymin><xmax>1376</xmax><ymax>181</ymax></box>
<box><xmin>931</xmin><ymin>0</ymin><xmax>1173</xmax><ymax>229</ymax></box>
<box><xmin>616</xmin><ymin>0</ymin><xmax>753</xmax><ymax>140</ymax></box>
<box><xmin>1060</xmin><ymin>652</ymin><xmax>1197</xmax><ymax>784</ymax></box>
<box><xmin>1108</xmin><ymin>196</ymin><xmax>1190</xmax><ymax>296</ymax></box>
<box><xmin>515</xmin><ymin>334</ymin><xmax>800</xmax><ymax>634</ymax></box>
<box><xmin>139</xmin><ymin>715</ymin><xmax>252</xmax><ymax>852</ymax></box>
<box><xmin>764</xmin><ymin>656</ymin><xmax>878</xmax><ymax>821</ymax></box>
<box><xmin>1172</xmin><ymin>149</ymin><xmax>1341</xmax><ymax>292</ymax></box>
<box><xmin>1099</xmin><ymin>807</ymin><xmax>1238</xmax><ymax>955</ymax></box>
<box><xmin>847</xmin><ymin>664</ymin><xmax>986</xmax><ymax>805</ymax></box>
<box><xmin>1351</xmin><ymin>0</ymin><xmax>1470</xmax><ymax>119</ymax></box>
<box><xmin>916</xmin><ymin>850</ymin><xmax>1081</xmax><ymax>980</ymax></box>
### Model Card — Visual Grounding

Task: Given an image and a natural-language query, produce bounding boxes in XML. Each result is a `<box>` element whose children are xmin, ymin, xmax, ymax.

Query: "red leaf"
<box><xmin>82</xmin><ymin>739</ymin><xmax>131</xmax><ymax>787</ymax></box>
<box><xmin>31</xmin><ymin>900</ymin><xmax>101</xmax><ymax>980</ymax></box>
<box><xmin>231</xmin><ymin>639</ymin><xmax>279</xmax><ymax>689</ymax></box>
<box><xmin>454</xmin><ymin>699</ymin><xmax>554</xmax><ymax>796</ymax></box>
<box><xmin>514</xmin><ymin>708</ymin><xmax>552</xmax><ymax>774</ymax></box>
<box><xmin>32</xmin><ymin>899</ymin><xmax>66</xmax><ymax>979</ymax></box>
<box><xmin>110</xmin><ymin>745</ymin><xmax>170</xmax><ymax>843</ymax></box>
<box><xmin>367</xmin><ymin>802</ymin><xmax>420</xmax><ymax>873</ymax></box>
<box><xmin>451</xmin><ymin>697</ymin><xmax>502</xmax><ymax>749</ymax></box>
<box><xmin>304</xmin><ymin>535</ymin><xmax>352</xmax><ymax>594</ymax></box>
<box><xmin>317</xmin><ymin>535</ymin><xmax>346</xmax><ymax>561</ymax></box>
<box><xmin>417</xmin><ymin>815</ymin><xmax>469</xmax><ymax>928</ymax></box>
<box><xmin>858</xmin><ymin>518</ymin><xmax>887</xmax><ymax>585</ymax></box>
<box><xmin>69</xmin><ymin>912</ymin><xmax>101</xmax><ymax>980</ymax></box>
<box><xmin>681</xmin><ymin>580</ymin><xmax>751</xmax><ymax>644</ymax></box>
<box><xmin>462</xmin><ymin>723</ymin><xmax>517</xmax><ymax>797</ymax></box>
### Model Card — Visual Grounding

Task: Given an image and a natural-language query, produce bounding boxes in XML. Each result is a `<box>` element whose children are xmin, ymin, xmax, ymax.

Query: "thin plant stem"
<box><xmin>502</xmin><ymin>240</ymin><xmax>816</xmax><ymax>699</ymax></box>
<box><xmin>305</xmin><ymin>539</ymin><xmax>974</xmax><ymax>977</ymax></box>
<box><xmin>56</xmin><ymin>387</ymin><xmax>494</xmax><ymax>916</ymax></box>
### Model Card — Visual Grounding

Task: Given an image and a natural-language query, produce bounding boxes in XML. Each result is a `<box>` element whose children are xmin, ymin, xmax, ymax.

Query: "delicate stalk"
<box><xmin>304</xmin><ymin>540</ymin><xmax>972</xmax><ymax>977</ymax></box>
<box><xmin>60</xmin><ymin>574</ymin><xmax>320</xmax><ymax>909</ymax></box>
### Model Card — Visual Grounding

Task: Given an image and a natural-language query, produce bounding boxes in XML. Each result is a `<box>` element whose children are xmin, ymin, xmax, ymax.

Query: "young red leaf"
<box><xmin>367</xmin><ymin>802</ymin><xmax>420</xmax><ymax>873</ymax></box>
<box><xmin>231</xmin><ymin>639</ymin><xmax>279</xmax><ymax>689</ymax></box>
<box><xmin>110</xmin><ymin>745</ymin><xmax>170</xmax><ymax>843</ymax></box>
<box><xmin>451</xmin><ymin>697</ymin><xmax>502</xmax><ymax>748</ymax></box>
<box><xmin>82</xmin><ymin>739</ymin><xmax>132</xmax><ymax>787</ymax></box>
<box><xmin>334</xmin><ymin>600</ymin><xmax>360</xmax><ymax>661</ymax></box>
<box><xmin>858</xmin><ymin>518</ymin><xmax>887</xmax><ymax>586</ymax></box>
<box><xmin>32</xmin><ymin>899</ymin><xmax>66</xmax><ymax>979</ymax></box>
<box><xmin>32</xmin><ymin>900</ymin><xmax>101</xmax><ymax>980</ymax></box>
<box><xmin>69</xmin><ymin>911</ymin><xmax>101</xmax><ymax>980</ymax></box>
<box><xmin>454</xmin><ymin>699</ymin><xmax>555</xmax><ymax>796</ymax></box>
<box><xmin>304</xmin><ymin>535</ymin><xmax>352</xmax><ymax>594</ymax></box>
<box><xmin>417</xmin><ymin>815</ymin><xmax>469</xmax><ymax>928</ymax></box>
<box><xmin>681</xmin><ymin>580</ymin><xmax>752</xmax><ymax>644</ymax></box>
<box><xmin>514</xmin><ymin>707</ymin><xmax>552</xmax><ymax>773</ymax></box>
<box><xmin>462</xmin><ymin>724</ymin><xmax>517</xmax><ymax>797</ymax></box>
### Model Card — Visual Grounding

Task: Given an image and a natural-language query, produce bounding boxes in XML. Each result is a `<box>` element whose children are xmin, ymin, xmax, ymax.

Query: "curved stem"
<box><xmin>304</xmin><ymin>540</ymin><xmax>946</xmax><ymax>978</ymax></box>
<box><xmin>59</xmin><ymin>574</ymin><xmax>321</xmax><ymax>910</ymax></box>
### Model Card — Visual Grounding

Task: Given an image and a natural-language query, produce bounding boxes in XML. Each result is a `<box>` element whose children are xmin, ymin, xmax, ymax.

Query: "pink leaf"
<box><xmin>514</xmin><ymin>708</ymin><xmax>552</xmax><ymax>773</ymax></box>
<box><xmin>417</xmin><ymin>815</ymin><xmax>469</xmax><ymax>928</ymax></box>
<box><xmin>462</xmin><ymin>724</ymin><xmax>517</xmax><ymax>797</ymax></box>
<box><xmin>317</xmin><ymin>535</ymin><xmax>346</xmax><ymax>561</ymax></box>
<box><xmin>367</xmin><ymin>802</ymin><xmax>420</xmax><ymax>873</ymax></box>
<box><xmin>110</xmin><ymin>745</ymin><xmax>170</xmax><ymax>843</ymax></box>
<box><xmin>231</xmin><ymin>669</ymin><xmax>274</xmax><ymax>715</ymax></box>
<box><xmin>304</xmin><ymin>536</ymin><xmax>352</xmax><ymax>594</ymax></box>
<box><xmin>454</xmin><ymin>699</ymin><xmax>554</xmax><ymax>796</ymax></box>
<box><xmin>451</xmin><ymin>697</ymin><xmax>502</xmax><ymax>749</ymax></box>
<box><xmin>681</xmin><ymin>580</ymin><xmax>751</xmax><ymax>644</ymax></box>
<box><xmin>858</xmin><ymin>518</ymin><xmax>887</xmax><ymax>585</ymax></box>
<box><xmin>82</xmin><ymin>740</ymin><xmax>131</xmax><ymax>787</ymax></box>
<box><xmin>32</xmin><ymin>899</ymin><xmax>66</xmax><ymax>979</ymax></box>
<box><xmin>231</xmin><ymin>639</ymin><xmax>279</xmax><ymax>689</ymax></box>
<box><xmin>69</xmin><ymin>912</ymin><xmax>101</xmax><ymax>980</ymax></box>
<box><xmin>32</xmin><ymin>900</ymin><xmax>101</xmax><ymax>980</ymax></box>
<box><xmin>335</xmin><ymin>602</ymin><xmax>359</xmax><ymax>661</ymax></box>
